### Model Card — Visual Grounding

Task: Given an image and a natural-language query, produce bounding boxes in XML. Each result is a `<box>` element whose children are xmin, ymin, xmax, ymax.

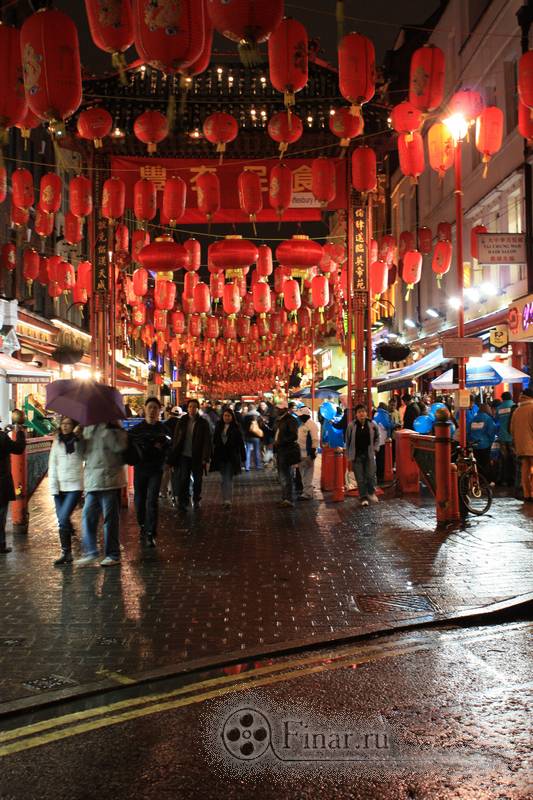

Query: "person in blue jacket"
<box><xmin>468</xmin><ymin>402</ymin><xmax>497</xmax><ymax>482</ymax></box>
<box><xmin>495</xmin><ymin>391</ymin><xmax>516</xmax><ymax>486</ymax></box>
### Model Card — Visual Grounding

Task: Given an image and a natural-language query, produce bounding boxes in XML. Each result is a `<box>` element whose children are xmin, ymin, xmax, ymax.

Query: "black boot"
<box><xmin>54</xmin><ymin>551</ymin><xmax>73</xmax><ymax>566</ymax></box>
<box><xmin>55</xmin><ymin>528</ymin><xmax>72</xmax><ymax>565</ymax></box>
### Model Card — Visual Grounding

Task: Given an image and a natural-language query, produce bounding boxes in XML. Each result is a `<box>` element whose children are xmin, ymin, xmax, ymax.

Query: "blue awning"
<box><xmin>377</xmin><ymin>347</ymin><xmax>449</xmax><ymax>393</ymax></box>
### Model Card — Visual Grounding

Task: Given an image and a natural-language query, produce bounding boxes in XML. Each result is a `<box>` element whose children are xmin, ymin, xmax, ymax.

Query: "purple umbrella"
<box><xmin>46</xmin><ymin>380</ymin><xmax>126</xmax><ymax>426</ymax></box>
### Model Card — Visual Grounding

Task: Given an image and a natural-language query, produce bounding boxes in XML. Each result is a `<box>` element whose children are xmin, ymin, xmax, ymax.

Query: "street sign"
<box><xmin>442</xmin><ymin>337</ymin><xmax>483</xmax><ymax>358</ymax></box>
<box><xmin>477</xmin><ymin>233</ymin><xmax>526</xmax><ymax>264</ymax></box>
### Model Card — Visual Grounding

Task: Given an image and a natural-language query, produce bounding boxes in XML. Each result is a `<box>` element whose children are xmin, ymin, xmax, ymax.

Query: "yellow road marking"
<box><xmin>95</xmin><ymin>670</ymin><xmax>135</xmax><ymax>685</ymax></box>
<box><xmin>1</xmin><ymin>622</ymin><xmax>529</xmax><ymax>758</ymax></box>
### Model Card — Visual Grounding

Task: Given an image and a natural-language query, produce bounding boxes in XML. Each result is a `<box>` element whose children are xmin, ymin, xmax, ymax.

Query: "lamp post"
<box><xmin>443</xmin><ymin>113</ymin><xmax>469</xmax><ymax>448</ymax></box>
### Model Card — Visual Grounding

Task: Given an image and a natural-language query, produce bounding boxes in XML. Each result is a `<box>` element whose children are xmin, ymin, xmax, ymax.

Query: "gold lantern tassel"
<box><xmin>238</xmin><ymin>40</ymin><xmax>262</xmax><ymax>67</ymax></box>
<box><xmin>250</xmin><ymin>214</ymin><xmax>257</xmax><ymax>237</ymax></box>
<box><xmin>436</xmin><ymin>275</ymin><xmax>442</xmax><ymax>288</ymax></box>
<box><xmin>405</xmin><ymin>284</ymin><xmax>413</xmax><ymax>301</ymax></box>
<box><xmin>179</xmin><ymin>74</ymin><xmax>192</xmax><ymax>117</ymax></box>
<box><xmin>482</xmin><ymin>155</ymin><xmax>489</xmax><ymax>178</ymax></box>
<box><xmin>279</xmin><ymin>141</ymin><xmax>288</xmax><ymax>159</ymax></box>
<box><xmin>217</xmin><ymin>142</ymin><xmax>226</xmax><ymax>165</ymax></box>
<box><xmin>111</xmin><ymin>52</ymin><xmax>128</xmax><ymax>86</ymax></box>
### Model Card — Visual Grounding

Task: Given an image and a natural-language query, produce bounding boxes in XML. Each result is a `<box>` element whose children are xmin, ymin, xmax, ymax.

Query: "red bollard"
<box><xmin>10</xmin><ymin>431</ymin><xmax>28</xmax><ymax>533</ymax></box>
<box><xmin>450</xmin><ymin>463</ymin><xmax>461</xmax><ymax>522</ymax></box>
<box><xmin>395</xmin><ymin>430</ymin><xmax>420</xmax><ymax>493</ymax></box>
<box><xmin>331</xmin><ymin>448</ymin><xmax>345</xmax><ymax>502</ymax></box>
<box><xmin>434</xmin><ymin>421</ymin><xmax>453</xmax><ymax>526</ymax></box>
<box><xmin>321</xmin><ymin>445</ymin><xmax>335</xmax><ymax>491</ymax></box>
<box><xmin>384</xmin><ymin>438</ymin><xmax>394</xmax><ymax>483</ymax></box>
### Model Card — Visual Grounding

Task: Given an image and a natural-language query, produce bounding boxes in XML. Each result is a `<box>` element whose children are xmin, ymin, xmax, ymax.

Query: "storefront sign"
<box><xmin>352</xmin><ymin>199</ymin><xmax>367</xmax><ymax>292</ymax></box>
<box><xmin>111</xmin><ymin>156</ymin><xmax>347</xmax><ymax>224</ymax></box>
<box><xmin>477</xmin><ymin>233</ymin><xmax>526</xmax><ymax>264</ymax></box>
<box><xmin>489</xmin><ymin>325</ymin><xmax>509</xmax><ymax>353</ymax></box>
<box><xmin>508</xmin><ymin>293</ymin><xmax>533</xmax><ymax>341</ymax></box>
<box><xmin>442</xmin><ymin>337</ymin><xmax>483</xmax><ymax>358</ymax></box>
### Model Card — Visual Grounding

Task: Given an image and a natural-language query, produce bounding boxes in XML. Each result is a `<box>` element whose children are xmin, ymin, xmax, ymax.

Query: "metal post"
<box><xmin>365</xmin><ymin>194</ymin><xmax>373</xmax><ymax>413</ymax></box>
<box><xmin>311</xmin><ymin>330</ymin><xmax>316</xmax><ymax>420</ymax></box>
<box><xmin>454</xmin><ymin>138</ymin><xmax>467</xmax><ymax>448</ymax></box>
<box><xmin>346</xmin><ymin>181</ymin><xmax>354</xmax><ymax>420</ymax></box>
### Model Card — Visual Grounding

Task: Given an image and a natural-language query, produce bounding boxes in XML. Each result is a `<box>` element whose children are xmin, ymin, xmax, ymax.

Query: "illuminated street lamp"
<box><xmin>443</xmin><ymin>112</ymin><xmax>468</xmax><ymax>448</ymax></box>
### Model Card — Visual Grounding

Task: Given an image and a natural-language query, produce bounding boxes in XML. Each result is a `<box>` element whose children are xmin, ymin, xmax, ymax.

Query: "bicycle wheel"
<box><xmin>459</xmin><ymin>471</ymin><xmax>493</xmax><ymax>515</ymax></box>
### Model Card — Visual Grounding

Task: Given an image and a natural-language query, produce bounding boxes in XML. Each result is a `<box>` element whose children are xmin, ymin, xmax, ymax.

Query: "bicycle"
<box><xmin>454</xmin><ymin>446</ymin><xmax>493</xmax><ymax>516</ymax></box>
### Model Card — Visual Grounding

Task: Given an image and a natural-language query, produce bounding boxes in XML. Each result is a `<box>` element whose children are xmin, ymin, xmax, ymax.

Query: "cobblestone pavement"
<box><xmin>0</xmin><ymin>465</ymin><xmax>532</xmax><ymax>710</ymax></box>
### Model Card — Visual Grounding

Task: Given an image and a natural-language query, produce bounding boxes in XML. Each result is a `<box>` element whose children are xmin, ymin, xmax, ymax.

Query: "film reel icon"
<box><xmin>221</xmin><ymin>708</ymin><xmax>271</xmax><ymax>761</ymax></box>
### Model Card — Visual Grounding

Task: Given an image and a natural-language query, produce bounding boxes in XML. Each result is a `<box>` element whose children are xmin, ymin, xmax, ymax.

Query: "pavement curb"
<box><xmin>1</xmin><ymin>592</ymin><xmax>531</xmax><ymax>723</ymax></box>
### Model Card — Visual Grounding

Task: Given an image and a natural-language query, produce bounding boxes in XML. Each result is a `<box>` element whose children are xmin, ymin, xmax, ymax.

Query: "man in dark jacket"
<box><xmin>402</xmin><ymin>394</ymin><xmax>421</xmax><ymax>430</ymax></box>
<box><xmin>131</xmin><ymin>397</ymin><xmax>171</xmax><ymax>546</ymax></box>
<box><xmin>274</xmin><ymin>406</ymin><xmax>299</xmax><ymax>507</ymax></box>
<box><xmin>0</xmin><ymin>420</ymin><xmax>26</xmax><ymax>554</ymax></box>
<box><xmin>169</xmin><ymin>399</ymin><xmax>212</xmax><ymax>511</ymax></box>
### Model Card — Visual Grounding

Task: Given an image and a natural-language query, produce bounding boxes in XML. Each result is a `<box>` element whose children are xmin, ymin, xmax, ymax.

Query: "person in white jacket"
<box><xmin>48</xmin><ymin>417</ymin><xmax>83</xmax><ymax>566</ymax></box>
<box><xmin>296</xmin><ymin>406</ymin><xmax>320</xmax><ymax>500</ymax></box>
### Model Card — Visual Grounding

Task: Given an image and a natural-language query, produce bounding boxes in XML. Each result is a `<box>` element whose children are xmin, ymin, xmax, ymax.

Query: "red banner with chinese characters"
<box><xmin>111</xmin><ymin>156</ymin><xmax>347</xmax><ymax>224</ymax></box>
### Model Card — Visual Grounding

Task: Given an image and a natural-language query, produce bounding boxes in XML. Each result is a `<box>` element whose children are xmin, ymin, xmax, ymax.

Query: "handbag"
<box><xmin>249</xmin><ymin>418</ymin><xmax>264</xmax><ymax>439</ymax></box>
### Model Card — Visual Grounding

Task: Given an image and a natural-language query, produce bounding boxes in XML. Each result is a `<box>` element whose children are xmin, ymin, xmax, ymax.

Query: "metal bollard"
<box><xmin>10</xmin><ymin>432</ymin><xmax>28</xmax><ymax>534</ymax></box>
<box><xmin>331</xmin><ymin>448</ymin><xmax>345</xmax><ymax>502</ymax></box>
<box><xmin>383</xmin><ymin>438</ymin><xmax>394</xmax><ymax>482</ymax></box>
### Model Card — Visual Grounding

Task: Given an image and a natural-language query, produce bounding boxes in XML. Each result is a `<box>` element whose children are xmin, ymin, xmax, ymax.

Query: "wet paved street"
<box><xmin>0</xmin><ymin>467</ymin><xmax>532</xmax><ymax>714</ymax></box>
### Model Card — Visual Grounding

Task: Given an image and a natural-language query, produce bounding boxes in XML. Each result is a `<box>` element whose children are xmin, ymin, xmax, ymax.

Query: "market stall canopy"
<box><xmin>430</xmin><ymin>360</ymin><xmax>528</xmax><ymax>389</ymax></box>
<box><xmin>377</xmin><ymin>348</ymin><xmax>448</xmax><ymax>393</ymax></box>
<box><xmin>317</xmin><ymin>376</ymin><xmax>348</xmax><ymax>390</ymax></box>
<box><xmin>0</xmin><ymin>353</ymin><xmax>52</xmax><ymax>384</ymax></box>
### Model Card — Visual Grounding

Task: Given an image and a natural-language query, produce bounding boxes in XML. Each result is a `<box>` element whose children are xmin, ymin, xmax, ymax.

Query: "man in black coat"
<box><xmin>402</xmin><ymin>394</ymin><xmax>421</xmax><ymax>431</ymax></box>
<box><xmin>274</xmin><ymin>406</ymin><xmax>300</xmax><ymax>508</ymax></box>
<box><xmin>169</xmin><ymin>399</ymin><xmax>212</xmax><ymax>511</ymax></box>
<box><xmin>0</xmin><ymin>422</ymin><xmax>26</xmax><ymax>554</ymax></box>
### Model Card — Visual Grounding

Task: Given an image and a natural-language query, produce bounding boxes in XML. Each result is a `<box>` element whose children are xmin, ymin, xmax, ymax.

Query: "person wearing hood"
<box><xmin>242</xmin><ymin>403</ymin><xmax>264</xmax><ymax>471</ymax></box>
<box><xmin>373</xmin><ymin>402</ymin><xmax>393</xmax><ymax>482</ymax></box>
<box><xmin>468</xmin><ymin>403</ymin><xmax>496</xmax><ymax>482</ymax></box>
<box><xmin>48</xmin><ymin>416</ymin><xmax>83</xmax><ymax>566</ymax></box>
<box><xmin>495</xmin><ymin>391</ymin><xmax>516</xmax><ymax>486</ymax></box>
<box><xmin>510</xmin><ymin>387</ymin><xmax>533</xmax><ymax>502</ymax></box>
<box><xmin>296</xmin><ymin>406</ymin><xmax>320</xmax><ymax>500</ymax></box>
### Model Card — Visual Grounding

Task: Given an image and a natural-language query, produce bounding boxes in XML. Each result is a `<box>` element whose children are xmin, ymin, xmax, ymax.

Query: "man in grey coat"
<box><xmin>345</xmin><ymin>404</ymin><xmax>380</xmax><ymax>507</ymax></box>
<box><xmin>75</xmin><ymin>422</ymin><xmax>128</xmax><ymax>567</ymax></box>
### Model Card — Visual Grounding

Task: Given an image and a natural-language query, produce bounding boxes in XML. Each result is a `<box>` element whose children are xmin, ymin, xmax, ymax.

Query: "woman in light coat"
<box><xmin>48</xmin><ymin>416</ymin><xmax>83</xmax><ymax>565</ymax></box>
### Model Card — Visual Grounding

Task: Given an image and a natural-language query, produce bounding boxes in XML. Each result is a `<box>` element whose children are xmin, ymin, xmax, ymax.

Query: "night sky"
<box><xmin>52</xmin><ymin>0</ymin><xmax>442</xmax><ymax>76</ymax></box>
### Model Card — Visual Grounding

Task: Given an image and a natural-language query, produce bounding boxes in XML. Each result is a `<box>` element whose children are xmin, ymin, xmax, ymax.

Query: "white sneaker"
<box><xmin>100</xmin><ymin>556</ymin><xmax>121</xmax><ymax>567</ymax></box>
<box><xmin>74</xmin><ymin>554</ymin><xmax>98</xmax><ymax>566</ymax></box>
<box><xmin>360</xmin><ymin>499</ymin><xmax>369</xmax><ymax>507</ymax></box>
<box><xmin>368</xmin><ymin>493</ymin><xmax>379</xmax><ymax>503</ymax></box>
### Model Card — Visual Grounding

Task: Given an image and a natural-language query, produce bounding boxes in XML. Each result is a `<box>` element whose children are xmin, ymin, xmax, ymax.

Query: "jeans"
<box><xmin>176</xmin><ymin>456</ymin><xmax>204</xmax><ymax>506</ymax></box>
<box><xmin>353</xmin><ymin>454</ymin><xmax>376</xmax><ymax>499</ymax></box>
<box><xmin>82</xmin><ymin>490</ymin><xmax>121</xmax><ymax>560</ymax></box>
<box><xmin>298</xmin><ymin>456</ymin><xmax>315</xmax><ymax>497</ymax></box>
<box><xmin>134</xmin><ymin>468</ymin><xmax>163</xmax><ymax>536</ymax></box>
<box><xmin>54</xmin><ymin>490</ymin><xmax>82</xmax><ymax>553</ymax></box>
<box><xmin>0</xmin><ymin>504</ymin><xmax>8</xmax><ymax>549</ymax></box>
<box><xmin>245</xmin><ymin>439</ymin><xmax>262</xmax><ymax>470</ymax></box>
<box><xmin>277</xmin><ymin>456</ymin><xmax>294</xmax><ymax>502</ymax></box>
<box><xmin>220</xmin><ymin>461</ymin><xmax>234</xmax><ymax>502</ymax></box>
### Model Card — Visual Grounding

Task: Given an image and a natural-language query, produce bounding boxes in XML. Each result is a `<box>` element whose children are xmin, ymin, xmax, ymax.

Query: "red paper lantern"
<box><xmin>237</xmin><ymin>316</ymin><xmax>250</xmax><ymax>339</ymax></box>
<box><xmin>12</xmin><ymin>168</ymin><xmax>34</xmax><ymax>210</ymax></box>
<box><xmin>267</xmin><ymin>111</ymin><xmax>303</xmax><ymax>156</ymax></box>
<box><xmin>399</xmin><ymin>231</ymin><xmax>415</xmax><ymax>260</ymax></box>
<box><xmin>34</xmin><ymin>208</ymin><xmax>54</xmax><ymax>238</ymax></box>
<box><xmin>401</xmin><ymin>250</ymin><xmax>422</xmax><ymax>299</ymax></box>
<box><xmin>139</xmin><ymin>235</ymin><xmax>189</xmax><ymax>272</ymax></box>
<box><xmin>72</xmin><ymin>281</ymin><xmax>88</xmax><ymax>306</ymax></box>
<box><xmin>311</xmin><ymin>158</ymin><xmax>336</xmax><ymax>206</ymax></box>
<box><xmin>398</xmin><ymin>132</ymin><xmax>424</xmax><ymax>183</ymax></box>
<box><xmin>0</xmin><ymin>25</ymin><xmax>26</xmax><ymax>133</ymax></box>
<box><xmin>155</xmin><ymin>309</ymin><xmax>168</xmax><ymax>332</ymax></box>
<box><xmin>311</xmin><ymin>274</ymin><xmax>329</xmax><ymax>310</ymax></box>
<box><xmin>223</xmin><ymin>316</ymin><xmax>237</xmax><ymax>339</ymax></box>
<box><xmin>519</xmin><ymin>99</ymin><xmax>533</xmax><ymax>142</ymax></box>
<box><xmin>171</xmin><ymin>309</ymin><xmax>185</xmax><ymax>335</ymax></box>
<box><xmin>223</xmin><ymin>282</ymin><xmax>241</xmax><ymax>315</ymax></box>
<box><xmin>21</xmin><ymin>9</ymin><xmax>82</xmax><ymax>122</ymax></box>
<box><xmin>38</xmin><ymin>256</ymin><xmax>49</xmax><ymax>286</ymax></box>
<box><xmin>207</xmin><ymin>0</ymin><xmax>283</xmax><ymax>63</ymax></box>
<box><xmin>154</xmin><ymin>279</ymin><xmax>177</xmax><ymax>311</ymax></box>
<box><xmin>58</xmin><ymin>261</ymin><xmax>75</xmax><ymax>292</ymax></box>
<box><xmin>163</xmin><ymin>176</ymin><xmax>186</xmax><ymax>226</ymax></box>
<box><xmin>15</xmin><ymin>106</ymin><xmax>40</xmax><ymax>143</ymax></box>
<box><xmin>379</xmin><ymin>235</ymin><xmax>396</xmax><ymax>266</ymax></box>
<box><xmin>432</xmin><ymin>240</ymin><xmax>452</xmax><ymax>287</ymax></box>
<box><xmin>102</xmin><ymin>177</ymin><xmax>125</xmax><ymax>222</ymax></box>
<box><xmin>257</xmin><ymin>244</ymin><xmax>273</xmax><ymax>277</ymax></box>
<box><xmin>338</xmin><ymin>32</ymin><xmax>375</xmax><ymax>113</ymax></box>
<box><xmin>64</xmin><ymin>211</ymin><xmax>83</xmax><ymax>244</ymax></box>
<box><xmin>283</xmin><ymin>278</ymin><xmax>301</xmax><ymax>312</ymax></box>
<box><xmin>134</xmin><ymin>178</ymin><xmax>157</xmax><ymax>224</ymax></box>
<box><xmin>132</xmin><ymin>304</ymin><xmax>147</xmax><ymax>327</ymax></box>
<box><xmin>268</xmin><ymin>17</ymin><xmax>308</xmax><ymax>108</ymax></box>
<box><xmin>209</xmin><ymin>235</ymin><xmax>258</xmax><ymax>277</ymax></box>
<box><xmin>22</xmin><ymin>248</ymin><xmax>39</xmax><ymax>285</ymax></box>
<box><xmin>39</xmin><ymin>173</ymin><xmax>62</xmax><ymax>214</ymax></box>
<box><xmin>84</xmin><ymin>0</ymin><xmax>133</xmax><ymax>61</ymax></box>
<box><xmin>408</xmin><ymin>44</ymin><xmax>445</xmax><ymax>113</ymax></box>
<box><xmin>437</xmin><ymin>222</ymin><xmax>452</xmax><ymax>242</ymax></box>
<box><xmin>257</xmin><ymin>316</ymin><xmax>269</xmax><ymax>337</ymax></box>
<box><xmin>370</xmin><ymin>238</ymin><xmax>378</xmax><ymax>264</ymax></box>
<box><xmin>48</xmin><ymin>282</ymin><xmax>62</xmax><ymax>299</ymax></box>
<box><xmin>184</xmin><ymin>238</ymin><xmax>201</xmax><ymax>272</ymax></box>
<box><xmin>369</xmin><ymin>260</ymin><xmax>388</xmax><ymax>298</ymax></box>
<box><xmin>269</xmin><ymin>162</ymin><xmax>293</xmax><ymax>220</ymax></box>
<box><xmin>180</xmin><ymin>6</ymin><xmax>213</xmax><ymax>80</ymax></box>
<box><xmin>417</xmin><ymin>227</ymin><xmax>432</xmax><ymax>255</ymax></box>
<box><xmin>77</xmin><ymin>260</ymin><xmax>93</xmax><ymax>296</ymax></box>
<box><xmin>475</xmin><ymin>106</ymin><xmax>504</xmax><ymax>175</ymax></box>
<box><xmin>253</xmin><ymin>282</ymin><xmax>271</xmax><ymax>314</ymax></box>
<box><xmin>132</xmin><ymin>268</ymin><xmax>148</xmax><ymax>297</ymax></box>
<box><xmin>188</xmin><ymin>314</ymin><xmax>202</xmax><ymax>338</ymax></box>
<box><xmin>329</xmin><ymin>106</ymin><xmax>363</xmax><ymax>147</ymax></box>
<box><xmin>133</xmin><ymin>0</ymin><xmax>205</xmax><ymax>73</ymax></box>
<box><xmin>184</xmin><ymin>271</ymin><xmax>199</xmax><ymax>299</ymax></box>
<box><xmin>471</xmin><ymin>224</ymin><xmax>488</xmax><ymax>259</ymax></box>
<box><xmin>210</xmin><ymin>271</ymin><xmax>224</xmax><ymax>300</ymax></box>
<box><xmin>0</xmin><ymin>167</ymin><xmax>6</xmax><ymax>204</ymax></box>
<box><xmin>448</xmin><ymin>89</ymin><xmax>484</xmax><ymax>125</ymax></box>
<box><xmin>77</xmin><ymin>107</ymin><xmax>112</xmax><ymax>149</ymax></box>
<box><xmin>352</xmin><ymin>146</ymin><xmax>377</xmax><ymax>193</ymax></box>
<box><xmin>197</xmin><ymin>171</ymin><xmax>220</xmax><ymax>223</ymax></box>
<box><xmin>428</xmin><ymin>122</ymin><xmax>454</xmax><ymax>179</ymax></box>
<box><xmin>115</xmin><ymin>223</ymin><xmax>129</xmax><ymax>253</ymax></box>
<box><xmin>238</xmin><ymin>169</ymin><xmax>263</xmax><ymax>226</ymax></box>
<box><xmin>69</xmin><ymin>175</ymin><xmax>92</xmax><ymax>218</ymax></box>
<box><xmin>519</xmin><ymin>51</ymin><xmax>533</xmax><ymax>115</ymax></box>
<box><xmin>206</xmin><ymin>316</ymin><xmax>220</xmax><ymax>339</ymax></box>
<box><xmin>390</xmin><ymin>101</ymin><xmax>423</xmax><ymax>136</ymax></box>
<box><xmin>203</xmin><ymin>112</ymin><xmax>238</xmax><ymax>161</ymax></box>
<box><xmin>276</xmin><ymin>235</ymin><xmax>322</xmax><ymax>278</ymax></box>
<box><xmin>2</xmin><ymin>243</ymin><xmax>16</xmax><ymax>272</ymax></box>
<box><xmin>133</xmin><ymin>110</ymin><xmax>169</xmax><ymax>153</ymax></box>
<box><xmin>132</xmin><ymin>229</ymin><xmax>150</xmax><ymax>263</ymax></box>
<box><xmin>193</xmin><ymin>282</ymin><xmax>211</xmax><ymax>315</ymax></box>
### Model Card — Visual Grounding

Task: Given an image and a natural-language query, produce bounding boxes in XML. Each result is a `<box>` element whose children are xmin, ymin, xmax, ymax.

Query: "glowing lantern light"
<box><xmin>408</xmin><ymin>44</ymin><xmax>445</xmax><ymax>113</ymax></box>
<box><xmin>267</xmin><ymin>111</ymin><xmax>303</xmax><ymax>157</ymax></box>
<box><xmin>133</xmin><ymin>110</ymin><xmax>169</xmax><ymax>153</ymax></box>
<box><xmin>132</xmin><ymin>0</ymin><xmax>205</xmax><ymax>73</ymax></box>
<box><xmin>268</xmin><ymin>17</ymin><xmax>308</xmax><ymax>109</ymax></box>
<box><xmin>432</xmin><ymin>240</ymin><xmax>452</xmax><ymax>287</ymax></box>
<box><xmin>471</xmin><ymin>224</ymin><xmax>488</xmax><ymax>260</ymax></box>
<box><xmin>448</xmin><ymin>89</ymin><xmax>484</xmax><ymax>127</ymax></box>
<box><xmin>519</xmin><ymin>51</ymin><xmax>533</xmax><ymax>118</ymax></box>
<box><xmin>132</xmin><ymin>304</ymin><xmax>147</xmax><ymax>327</ymax></box>
<box><xmin>207</xmin><ymin>0</ymin><xmax>283</xmax><ymax>65</ymax></box>
<box><xmin>72</xmin><ymin>282</ymin><xmax>88</xmax><ymax>307</ymax></box>
<box><xmin>379</xmin><ymin>235</ymin><xmax>396</xmax><ymax>266</ymax></box>
<box><xmin>21</xmin><ymin>8</ymin><xmax>82</xmax><ymax>123</ymax></box>
<box><xmin>237</xmin><ymin>316</ymin><xmax>250</xmax><ymax>339</ymax></box>
<box><xmin>77</xmin><ymin>107</ymin><xmax>113</xmax><ymax>148</ymax></box>
<box><xmin>0</xmin><ymin>24</ymin><xmax>26</xmax><ymax>135</ymax></box>
<box><xmin>238</xmin><ymin>170</ymin><xmax>263</xmax><ymax>232</ymax></box>
<box><xmin>102</xmin><ymin>176</ymin><xmax>126</xmax><ymax>222</ymax></box>
<box><xmin>69</xmin><ymin>175</ymin><xmax>92</xmax><ymax>218</ymax></box>
<box><xmin>338</xmin><ymin>32</ymin><xmax>375</xmax><ymax>115</ymax></box>
<box><xmin>269</xmin><ymin>161</ymin><xmax>293</xmax><ymax>221</ymax></box>
<box><xmin>428</xmin><ymin>122</ymin><xmax>454</xmax><ymax>179</ymax></box>
<box><xmin>351</xmin><ymin>146</ymin><xmax>377</xmax><ymax>193</ymax></box>
<box><xmin>133</xmin><ymin>178</ymin><xmax>157</xmax><ymax>225</ymax></box>
<box><xmin>398</xmin><ymin>132</ymin><xmax>424</xmax><ymax>183</ymax></box>
<box><xmin>0</xmin><ymin>167</ymin><xmax>6</xmax><ymax>204</ymax></box>
<box><xmin>155</xmin><ymin>310</ymin><xmax>168</xmax><ymax>332</ymax></box>
<box><xmin>203</xmin><ymin>112</ymin><xmax>238</xmax><ymax>162</ymax></box>
<box><xmin>329</xmin><ymin>106</ymin><xmax>363</xmax><ymax>148</ymax></box>
<box><xmin>417</xmin><ymin>227</ymin><xmax>432</xmax><ymax>255</ymax></box>
<box><xmin>163</xmin><ymin>176</ymin><xmax>186</xmax><ymax>226</ymax></box>
<box><xmin>311</xmin><ymin>158</ymin><xmax>336</xmax><ymax>206</ymax></box>
<box><xmin>401</xmin><ymin>250</ymin><xmax>422</xmax><ymax>299</ymax></box>
<box><xmin>58</xmin><ymin>261</ymin><xmax>75</xmax><ymax>293</ymax></box>
<box><xmin>475</xmin><ymin>106</ymin><xmax>504</xmax><ymax>176</ymax></box>
<box><xmin>12</xmin><ymin>168</ymin><xmax>34</xmax><ymax>211</ymax></box>
<box><xmin>197</xmin><ymin>171</ymin><xmax>220</xmax><ymax>224</ymax></box>
<box><xmin>39</xmin><ymin>173</ymin><xmax>62</xmax><ymax>214</ymax></box>
<box><xmin>210</xmin><ymin>271</ymin><xmax>224</xmax><ymax>301</ymax></box>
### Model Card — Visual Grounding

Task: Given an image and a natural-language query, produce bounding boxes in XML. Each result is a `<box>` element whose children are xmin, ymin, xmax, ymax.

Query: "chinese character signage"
<box><xmin>352</xmin><ymin>200</ymin><xmax>367</xmax><ymax>292</ymax></box>
<box><xmin>94</xmin><ymin>217</ymin><xmax>109</xmax><ymax>294</ymax></box>
<box><xmin>477</xmin><ymin>233</ymin><xmax>526</xmax><ymax>265</ymax></box>
<box><xmin>111</xmin><ymin>157</ymin><xmax>347</xmax><ymax>224</ymax></box>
